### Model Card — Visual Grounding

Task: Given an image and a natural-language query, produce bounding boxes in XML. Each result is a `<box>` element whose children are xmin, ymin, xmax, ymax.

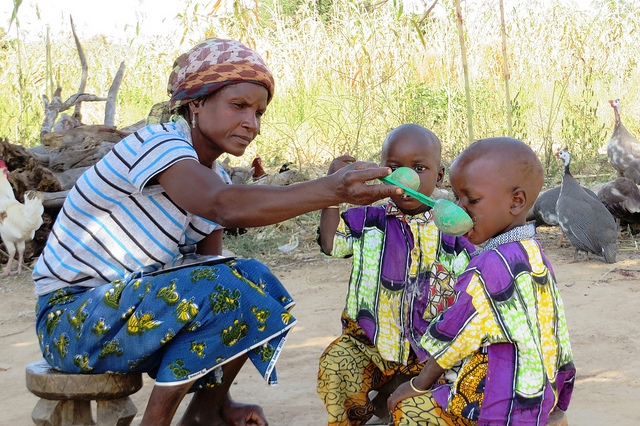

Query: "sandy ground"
<box><xmin>1</xmin><ymin>226</ymin><xmax>640</xmax><ymax>425</ymax></box>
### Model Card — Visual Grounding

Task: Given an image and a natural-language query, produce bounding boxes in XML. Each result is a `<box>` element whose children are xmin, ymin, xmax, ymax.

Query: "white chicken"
<box><xmin>0</xmin><ymin>160</ymin><xmax>45</xmax><ymax>275</ymax></box>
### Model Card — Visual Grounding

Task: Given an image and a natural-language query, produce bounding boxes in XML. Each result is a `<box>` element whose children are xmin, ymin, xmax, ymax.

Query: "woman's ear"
<box><xmin>510</xmin><ymin>188</ymin><xmax>527</xmax><ymax>215</ymax></box>
<box><xmin>189</xmin><ymin>99</ymin><xmax>202</xmax><ymax>113</ymax></box>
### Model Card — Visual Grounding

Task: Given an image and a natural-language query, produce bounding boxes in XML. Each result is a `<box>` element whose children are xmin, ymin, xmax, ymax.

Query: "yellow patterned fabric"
<box><xmin>167</xmin><ymin>38</ymin><xmax>275</xmax><ymax>111</ymax></box>
<box><xmin>36</xmin><ymin>259</ymin><xmax>295</xmax><ymax>388</ymax></box>
<box><xmin>392</xmin><ymin>392</ymin><xmax>475</xmax><ymax>426</ymax></box>
<box><xmin>317</xmin><ymin>314</ymin><xmax>424</xmax><ymax>426</ymax></box>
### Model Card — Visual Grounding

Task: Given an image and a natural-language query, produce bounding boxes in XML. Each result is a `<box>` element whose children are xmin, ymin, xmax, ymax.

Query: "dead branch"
<box><xmin>40</xmin><ymin>91</ymin><xmax>107</xmax><ymax>143</ymax></box>
<box><xmin>41</xmin><ymin>87</ymin><xmax>63</xmax><ymax>141</ymax></box>
<box><xmin>105</xmin><ymin>61</ymin><xmax>125</xmax><ymax>127</ymax></box>
<box><xmin>40</xmin><ymin>16</ymin><xmax>112</xmax><ymax>144</ymax></box>
<box><xmin>70</xmin><ymin>16</ymin><xmax>88</xmax><ymax>120</ymax></box>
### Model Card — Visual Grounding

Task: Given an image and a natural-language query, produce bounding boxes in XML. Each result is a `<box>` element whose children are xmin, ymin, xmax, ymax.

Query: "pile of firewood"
<box><xmin>5</xmin><ymin>19</ymin><xmax>309</xmax><ymax>266</ymax></box>
<box><xmin>0</xmin><ymin>120</ymin><xmax>146</xmax><ymax>264</ymax></box>
<box><xmin>0</xmin><ymin>18</ymin><xmax>144</xmax><ymax>265</ymax></box>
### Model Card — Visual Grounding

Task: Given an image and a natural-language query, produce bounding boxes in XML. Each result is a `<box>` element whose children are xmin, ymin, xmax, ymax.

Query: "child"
<box><xmin>317</xmin><ymin>124</ymin><xmax>475</xmax><ymax>426</ymax></box>
<box><xmin>387</xmin><ymin>137</ymin><xmax>576</xmax><ymax>426</ymax></box>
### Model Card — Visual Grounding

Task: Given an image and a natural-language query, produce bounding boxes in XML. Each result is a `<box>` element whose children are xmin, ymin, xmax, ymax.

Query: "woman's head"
<box><xmin>449</xmin><ymin>137</ymin><xmax>543</xmax><ymax>244</ymax></box>
<box><xmin>168</xmin><ymin>38</ymin><xmax>275</xmax><ymax>114</ymax></box>
<box><xmin>380</xmin><ymin>124</ymin><xmax>444</xmax><ymax>215</ymax></box>
<box><xmin>167</xmin><ymin>39</ymin><xmax>275</xmax><ymax>162</ymax></box>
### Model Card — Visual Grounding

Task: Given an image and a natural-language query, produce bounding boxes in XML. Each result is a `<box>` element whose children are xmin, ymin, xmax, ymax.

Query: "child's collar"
<box><xmin>385</xmin><ymin>201</ymin><xmax>433</xmax><ymax>222</ymax></box>
<box><xmin>472</xmin><ymin>223</ymin><xmax>536</xmax><ymax>256</ymax></box>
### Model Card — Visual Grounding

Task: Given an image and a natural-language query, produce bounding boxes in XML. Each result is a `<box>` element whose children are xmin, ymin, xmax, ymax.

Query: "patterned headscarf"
<box><xmin>167</xmin><ymin>38</ymin><xmax>275</xmax><ymax>112</ymax></box>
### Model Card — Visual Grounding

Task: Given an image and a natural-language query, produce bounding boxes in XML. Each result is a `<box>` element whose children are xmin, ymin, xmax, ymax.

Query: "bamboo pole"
<box><xmin>499</xmin><ymin>0</ymin><xmax>513</xmax><ymax>136</ymax></box>
<box><xmin>454</xmin><ymin>0</ymin><xmax>474</xmax><ymax>143</ymax></box>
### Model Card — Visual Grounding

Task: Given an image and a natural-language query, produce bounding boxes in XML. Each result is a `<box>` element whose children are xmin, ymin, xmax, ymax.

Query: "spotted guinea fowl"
<box><xmin>597</xmin><ymin>177</ymin><xmax>640</xmax><ymax>226</ymax></box>
<box><xmin>607</xmin><ymin>99</ymin><xmax>640</xmax><ymax>184</ymax></box>
<box><xmin>532</xmin><ymin>185</ymin><xmax>599</xmax><ymax>228</ymax></box>
<box><xmin>531</xmin><ymin>184</ymin><xmax>599</xmax><ymax>247</ymax></box>
<box><xmin>555</xmin><ymin>148</ymin><xmax>618</xmax><ymax>263</ymax></box>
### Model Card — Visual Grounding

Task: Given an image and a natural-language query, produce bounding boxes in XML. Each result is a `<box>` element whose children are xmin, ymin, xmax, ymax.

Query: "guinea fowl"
<box><xmin>532</xmin><ymin>185</ymin><xmax>599</xmax><ymax>227</ymax></box>
<box><xmin>597</xmin><ymin>177</ymin><xmax>640</xmax><ymax>226</ymax></box>
<box><xmin>607</xmin><ymin>99</ymin><xmax>640</xmax><ymax>184</ymax></box>
<box><xmin>531</xmin><ymin>185</ymin><xmax>599</xmax><ymax>247</ymax></box>
<box><xmin>555</xmin><ymin>148</ymin><xmax>618</xmax><ymax>263</ymax></box>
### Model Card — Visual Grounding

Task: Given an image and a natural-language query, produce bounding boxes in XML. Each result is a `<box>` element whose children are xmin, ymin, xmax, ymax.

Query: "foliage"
<box><xmin>2</xmin><ymin>0</ymin><xmax>640</xmax><ymax>176</ymax></box>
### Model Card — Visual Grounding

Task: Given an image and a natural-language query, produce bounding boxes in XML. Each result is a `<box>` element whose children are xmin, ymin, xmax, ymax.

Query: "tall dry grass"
<box><xmin>2</xmin><ymin>0</ymin><xmax>640</xmax><ymax>181</ymax></box>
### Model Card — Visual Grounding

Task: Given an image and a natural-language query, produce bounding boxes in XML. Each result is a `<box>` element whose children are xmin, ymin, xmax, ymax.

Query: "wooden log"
<box><xmin>48</xmin><ymin>142</ymin><xmax>115</xmax><ymax>172</ymax></box>
<box><xmin>119</xmin><ymin>119</ymin><xmax>146</xmax><ymax>135</ymax></box>
<box><xmin>0</xmin><ymin>139</ymin><xmax>63</xmax><ymax>197</ymax></box>
<box><xmin>26</xmin><ymin>145</ymin><xmax>52</xmax><ymax>167</ymax></box>
<box><xmin>42</xmin><ymin>125</ymin><xmax>127</xmax><ymax>150</ymax></box>
<box><xmin>43</xmin><ymin>191</ymin><xmax>70</xmax><ymax>209</ymax></box>
<box><xmin>53</xmin><ymin>168</ymin><xmax>91</xmax><ymax>191</ymax></box>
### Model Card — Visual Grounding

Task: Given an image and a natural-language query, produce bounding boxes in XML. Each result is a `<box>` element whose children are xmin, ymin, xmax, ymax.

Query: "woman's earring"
<box><xmin>191</xmin><ymin>113</ymin><xmax>197</xmax><ymax>129</ymax></box>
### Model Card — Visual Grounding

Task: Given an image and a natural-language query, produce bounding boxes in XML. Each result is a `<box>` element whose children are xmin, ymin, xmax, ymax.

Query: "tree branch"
<box><xmin>105</xmin><ymin>61</ymin><xmax>125</xmax><ymax>127</ymax></box>
<box><xmin>70</xmin><ymin>15</ymin><xmax>88</xmax><ymax>121</ymax></box>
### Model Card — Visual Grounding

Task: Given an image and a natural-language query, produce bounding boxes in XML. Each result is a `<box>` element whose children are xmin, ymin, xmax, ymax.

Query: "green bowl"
<box><xmin>380</xmin><ymin>167</ymin><xmax>473</xmax><ymax>236</ymax></box>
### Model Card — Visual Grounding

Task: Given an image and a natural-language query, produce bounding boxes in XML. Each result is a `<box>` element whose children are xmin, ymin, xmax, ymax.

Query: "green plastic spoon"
<box><xmin>380</xmin><ymin>167</ymin><xmax>474</xmax><ymax>236</ymax></box>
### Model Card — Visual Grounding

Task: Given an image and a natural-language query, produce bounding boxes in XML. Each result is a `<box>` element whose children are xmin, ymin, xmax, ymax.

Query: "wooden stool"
<box><xmin>25</xmin><ymin>360</ymin><xmax>143</xmax><ymax>426</ymax></box>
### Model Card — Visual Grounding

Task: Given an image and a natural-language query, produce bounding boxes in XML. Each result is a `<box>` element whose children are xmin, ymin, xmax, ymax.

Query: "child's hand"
<box><xmin>328</xmin><ymin>154</ymin><xmax>357</xmax><ymax>175</ymax></box>
<box><xmin>387</xmin><ymin>380</ymin><xmax>422</xmax><ymax>415</ymax></box>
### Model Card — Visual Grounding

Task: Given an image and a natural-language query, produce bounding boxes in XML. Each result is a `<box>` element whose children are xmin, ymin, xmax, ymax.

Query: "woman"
<box><xmin>33</xmin><ymin>38</ymin><xmax>399</xmax><ymax>426</ymax></box>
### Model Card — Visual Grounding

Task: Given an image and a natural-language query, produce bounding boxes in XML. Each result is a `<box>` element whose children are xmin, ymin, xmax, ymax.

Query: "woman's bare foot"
<box><xmin>221</xmin><ymin>397</ymin><xmax>268</xmax><ymax>426</ymax></box>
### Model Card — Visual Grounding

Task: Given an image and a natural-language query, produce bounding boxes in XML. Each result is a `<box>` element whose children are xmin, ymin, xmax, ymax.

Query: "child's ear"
<box><xmin>510</xmin><ymin>188</ymin><xmax>527</xmax><ymax>215</ymax></box>
<box><xmin>436</xmin><ymin>165</ymin><xmax>445</xmax><ymax>188</ymax></box>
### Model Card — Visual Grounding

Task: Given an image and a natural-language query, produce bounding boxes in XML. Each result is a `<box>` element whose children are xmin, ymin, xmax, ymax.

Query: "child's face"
<box><xmin>381</xmin><ymin>135</ymin><xmax>444</xmax><ymax>215</ymax></box>
<box><xmin>449</xmin><ymin>158</ymin><xmax>519</xmax><ymax>245</ymax></box>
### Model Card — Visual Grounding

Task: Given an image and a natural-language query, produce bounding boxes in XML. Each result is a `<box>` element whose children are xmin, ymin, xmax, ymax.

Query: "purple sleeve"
<box><xmin>555</xmin><ymin>362</ymin><xmax>576</xmax><ymax>411</ymax></box>
<box><xmin>341</xmin><ymin>207</ymin><xmax>367</xmax><ymax>234</ymax></box>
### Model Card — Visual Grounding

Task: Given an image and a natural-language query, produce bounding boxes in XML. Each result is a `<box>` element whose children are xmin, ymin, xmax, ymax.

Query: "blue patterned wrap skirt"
<box><xmin>35</xmin><ymin>258</ymin><xmax>296</xmax><ymax>389</ymax></box>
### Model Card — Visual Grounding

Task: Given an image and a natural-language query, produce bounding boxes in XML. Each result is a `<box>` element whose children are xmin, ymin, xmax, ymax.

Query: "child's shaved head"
<box><xmin>452</xmin><ymin>137</ymin><xmax>543</xmax><ymax>210</ymax></box>
<box><xmin>380</xmin><ymin>124</ymin><xmax>442</xmax><ymax>164</ymax></box>
<box><xmin>379</xmin><ymin>123</ymin><xmax>445</xmax><ymax>215</ymax></box>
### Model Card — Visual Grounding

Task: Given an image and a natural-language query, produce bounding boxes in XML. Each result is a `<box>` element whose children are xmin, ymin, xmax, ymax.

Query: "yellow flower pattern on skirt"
<box><xmin>36</xmin><ymin>258</ymin><xmax>296</xmax><ymax>388</ymax></box>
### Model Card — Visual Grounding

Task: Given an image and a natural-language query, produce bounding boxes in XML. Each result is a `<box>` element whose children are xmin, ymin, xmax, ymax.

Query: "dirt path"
<box><xmin>1</xmin><ymin>226</ymin><xmax>639</xmax><ymax>425</ymax></box>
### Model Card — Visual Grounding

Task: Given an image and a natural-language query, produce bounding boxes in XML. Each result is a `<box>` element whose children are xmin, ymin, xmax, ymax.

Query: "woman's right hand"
<box><xmin>328</xmin><ymin>161</ymin><xmax>397</xmax><ymax>206</ymax></box>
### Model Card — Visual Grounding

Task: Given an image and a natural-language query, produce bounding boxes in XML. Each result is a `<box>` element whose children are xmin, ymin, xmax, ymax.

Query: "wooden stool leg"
<box><xmin>96</xmin><ymin>397</ymin><xmax>137</xmax><ymax>426</ymax></box>
<box><xmin>32</xmin><ymin>398</ymin><xmax>94</xmax><ymax>426</ymax></box>
<box><xmin>32</xmin><ymin>399</ymin><xmax>60</xmax><ymax>426</ymax></box>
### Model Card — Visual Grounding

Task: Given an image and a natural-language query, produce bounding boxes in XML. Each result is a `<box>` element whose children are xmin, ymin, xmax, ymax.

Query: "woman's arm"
<box><xmin>318</xmin><ymin>155</ymin><xmax>356</xmax><ymax>254</ymax></box>
<box><xmin>196</xmin><ymin>229</ymin><xmax>223</xmax><ymax>255</ymax></box>
<box><xmin>157</xmin><ymin>159</ymin><xmax>399</xmax><ymax>228</ymax></box>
